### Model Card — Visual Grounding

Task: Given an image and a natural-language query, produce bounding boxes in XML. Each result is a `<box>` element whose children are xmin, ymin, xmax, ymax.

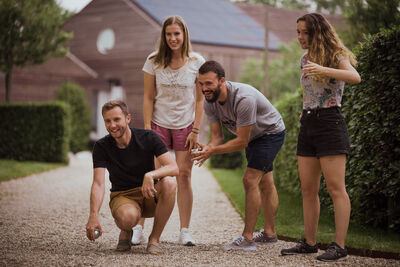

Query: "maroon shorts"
<box><xmin>151</xmin><ymin>122</ymin><xmax>193</xmax><ymax>151</ymax></box>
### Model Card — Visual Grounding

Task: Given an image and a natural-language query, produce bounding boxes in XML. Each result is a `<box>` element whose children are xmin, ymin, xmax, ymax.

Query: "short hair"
<box><xmin>199</xmin><ymin>60</ymin><xmax>225</xmax><ymax>79</ymax></box>
<box><xmin>102</xmin><ymin>100</ymin><xmax>129</xmax><ymax>116</ymax></box>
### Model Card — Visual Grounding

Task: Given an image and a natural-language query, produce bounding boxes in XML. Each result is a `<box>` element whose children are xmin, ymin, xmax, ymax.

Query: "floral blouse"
<box><xmin>300</xmin><ymin>53</ymin><xmax>345</xmax><ymax>110</ymax></box>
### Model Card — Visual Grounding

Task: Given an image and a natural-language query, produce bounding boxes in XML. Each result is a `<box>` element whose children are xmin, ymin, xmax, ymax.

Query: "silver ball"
<box><xmin>94</xmin><ymin>229</ymin><xmax>100</xmax><ymax>239</ymax></box>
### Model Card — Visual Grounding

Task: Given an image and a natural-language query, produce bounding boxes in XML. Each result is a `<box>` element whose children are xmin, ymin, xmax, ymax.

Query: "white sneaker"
<box><xmin>131</xmin><ymin>225</ymin><xmax>146</xmax><ymax>245</ymax></box>
<box><xmin>179</xmin><ymin>228</ymin><xmax>195</xmax><ymax>246</ymax></box>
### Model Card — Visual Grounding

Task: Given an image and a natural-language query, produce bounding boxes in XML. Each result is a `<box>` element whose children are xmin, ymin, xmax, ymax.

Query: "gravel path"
<box><xmin>0</xmin><ymin>152</ymin><xmax>398</xmax><ymax>266</ymax></box>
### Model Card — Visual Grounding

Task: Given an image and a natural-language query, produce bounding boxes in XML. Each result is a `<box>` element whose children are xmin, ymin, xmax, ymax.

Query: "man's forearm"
<box><xmin>208</xmin><ymin>137</ymin><xmax>248</xmax><ymax>155</ymax></box>
<box><xmin>89</xmin><ymin>183</ymin><xmax>105</xmax><ymax>217</ymax></box>
<box><xmin>148</xmin><ymin>164</ymin><xmax>179</xmax><ymax>180</ymax></box>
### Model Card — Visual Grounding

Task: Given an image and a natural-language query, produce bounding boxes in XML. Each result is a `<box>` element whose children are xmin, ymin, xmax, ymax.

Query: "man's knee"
<box><xmin>158</xmin><ymin>176</ymin><xmax>177</xmax><ymax>196</ymax></box>
<box><xmin>114</xmin><ymin>204</ymin><xmax>140</xmax><ymax>227</ymax></box>
<box><xmin>259</xmin><ymin>172</ymin><xmax>276</xmax><ymax>192</ymax></box>
<box><xmin>242</xmin><ymin>174</ymin><xmax>260</xmax><ymax>191</ymax></box>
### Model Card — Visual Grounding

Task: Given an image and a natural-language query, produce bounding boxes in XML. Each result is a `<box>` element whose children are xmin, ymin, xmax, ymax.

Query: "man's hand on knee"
<box><xmin>142</xmin><ymin>173</ymin><xmax>157</xmax><ymax>199</ymax></box>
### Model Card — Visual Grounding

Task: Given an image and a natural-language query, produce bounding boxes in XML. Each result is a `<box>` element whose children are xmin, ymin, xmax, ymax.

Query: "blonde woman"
<box><xmin>280</xmin><ymin>13</ymin><xmax>361</xmax><ymax>262</ymax></box>
<box><xmin>132</xmin><ymin>16</ymin><xmax>205</xmax><ymax>246</ymax></box>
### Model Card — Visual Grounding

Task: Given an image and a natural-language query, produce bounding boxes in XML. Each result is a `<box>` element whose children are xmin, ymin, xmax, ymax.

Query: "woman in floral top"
<box><xmin>281</xmin><ymin>13</ymin><xmax>361</xmax><ymax>262</ymax></box>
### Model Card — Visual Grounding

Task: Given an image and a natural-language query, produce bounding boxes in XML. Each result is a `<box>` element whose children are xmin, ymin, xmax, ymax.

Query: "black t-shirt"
<box><xmin>92</xmin><ymin>128</ymin><xmax>168</xmax><ymax>192</ymax></box>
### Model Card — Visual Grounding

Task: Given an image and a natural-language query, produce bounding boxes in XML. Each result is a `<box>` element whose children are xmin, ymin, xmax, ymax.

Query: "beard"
<box><xmin>109</xmin><ymin>124</ymin><xmax>127</xmax><ymax>139</ymax></box>
<box><xmin>204</xmin><ymin>84</ymin><xmax>221</xmax><ymax>103</ymax></box>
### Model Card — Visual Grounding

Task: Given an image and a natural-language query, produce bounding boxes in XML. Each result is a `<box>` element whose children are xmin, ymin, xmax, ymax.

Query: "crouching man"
<box><xmin>86</xmin><ymin>100</ymin><xmax>178</xmax><ymax>255</ymax></box>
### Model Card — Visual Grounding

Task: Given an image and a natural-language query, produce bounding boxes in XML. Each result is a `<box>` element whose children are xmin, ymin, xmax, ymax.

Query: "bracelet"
<box><xmin>192</xmin><ymin>127</ymin><xmax>199</xmax><ymax>130</ymax></box>
<box><xmin>191</xmin><ymin>130</ymin><xmax>199</xmax><ymax>134</ymax></box>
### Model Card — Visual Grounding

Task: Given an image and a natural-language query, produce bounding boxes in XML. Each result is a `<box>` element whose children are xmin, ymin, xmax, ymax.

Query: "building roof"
<box><xmin>236</xmin><ymin>3</ymin><xmax>347</xmax><ymax>45</ymax></box>
<box><xmin>132</xmin><ymin>0</ymin><xmax>280</xmax><ymax>50</ymax></box>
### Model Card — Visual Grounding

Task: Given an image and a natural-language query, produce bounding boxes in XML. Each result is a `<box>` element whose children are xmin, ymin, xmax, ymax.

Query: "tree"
<box><xmin>56</xmin><ymin>81</ymin><xmax>92</xmax><ymax>153</ymax></box>
<box><xmin>239</xmin><ymin>40</ymin><xmax>303</xmax><ymax>101</ymax></box>
<box><xmin>0</xmin><ymin>0</ymin><xmax>72</xmax><ymax>102</ymax></box>
<box><xmin>313</xmin><ymin>0</ymin><xmax>346</xmax><ymax>14</ymax></box>
<box><xmin>342</xmin><ymin>0</ymin><xmax>400</xmax><ymax>47</ymax></box>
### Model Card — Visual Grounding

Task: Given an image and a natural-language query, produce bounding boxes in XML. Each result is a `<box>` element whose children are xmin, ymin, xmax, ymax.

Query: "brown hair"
<box><xmin>150</xmin><ymin>15</ymin><xmax>192</xmax><ymax>69</ymax></box>
<box><xmin>297</xmin><ymin>13</ymin><xmax>357</xmax><ymax>83</ymax></box>
<box><xmin>102</xmin><ymin>100</ymin><xmax>129</xmax><ymax>116</ymax></box>
<box><xmin>199</xmin><ymin>60</ymin><xmax>225</xmax><ymax>79</ymax></box>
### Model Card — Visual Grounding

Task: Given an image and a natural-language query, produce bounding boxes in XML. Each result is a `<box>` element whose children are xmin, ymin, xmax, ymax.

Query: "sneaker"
<box><xmin>281</xmin><ymin>239</ymin><xmax>318</xmax><ymax>255</ymax></box>
<box><xmin>179</xmin><ymin>228</ymin><xmax>195</xmax><ymax>246</ymax></box>
<box><xmin>223</xmin><ymin>236</ymin><xmax>257</xmax><ymax>251</ymax></box>
<box><xmin>317</xmin><ymin>242</ymin><xmax>347</xmax><ymax>262</ymax></box>
<box><xmin>253</xmin><ymin>230</ymin><xmax>278</xmax><ymax>244</ymax></box>
<box><xmin>131</xmin><ymin>225</ymin><xmax>146</xmax><ymax>245</ymax></box>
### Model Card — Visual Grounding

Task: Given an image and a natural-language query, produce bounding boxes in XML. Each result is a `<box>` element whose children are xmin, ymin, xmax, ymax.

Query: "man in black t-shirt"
<box><xmin>85</xmin><ymin>100</ymin><xmax>178</xmax><ymax>255</ymax></box>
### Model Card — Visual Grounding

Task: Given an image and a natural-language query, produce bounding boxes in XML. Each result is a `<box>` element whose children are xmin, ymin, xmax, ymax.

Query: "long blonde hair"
<box><xmin>297</xmin><ymin>13</ymin><xmax>357</xmax><ymax>83</ymax></box>
<box><xmin>150</xmin><ymin>15</ymin><xmax>192</xmax><ymax>69</ymax></box>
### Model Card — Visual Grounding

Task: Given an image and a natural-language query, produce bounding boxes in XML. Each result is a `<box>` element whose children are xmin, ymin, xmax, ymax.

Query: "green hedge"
<box><xmin>274</xmin><ymin>27</ymin><xmax>400</xmax><ymax>232</ymax></box>
<box><xmin>342</xmin><ymin>26</ymin><xmax>400</xmax><ymax>232</ymax></box>
<box><xmin>274</xmin><ymin>90</ymin><xmax>302</xmax><ymax>193</ymax></box>
<box><xmin>56</xmin><ymin>81</ymin><xmax>91</xmax><ymax>153</ymax></box>
<box><xmin>210</xmin><ymin>125</ymin><xmax>244</xmax><ymax>169</ymax></box>
<box><xmin>0</xmin><ymin>102</ymin><xmax>70</xmax><ymax>163</ymax></box>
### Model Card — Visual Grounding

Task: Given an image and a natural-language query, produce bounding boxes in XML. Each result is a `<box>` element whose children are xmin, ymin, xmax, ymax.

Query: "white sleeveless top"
<box><xmin>143</xmin><ymin>52</ymin><xmax>205</xmax><ymax>129</ymax></box>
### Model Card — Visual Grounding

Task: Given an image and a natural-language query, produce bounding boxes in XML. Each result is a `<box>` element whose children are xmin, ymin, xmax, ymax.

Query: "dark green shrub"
<box><xmin>274</xmin><ymin>90</ymin><xmax>302</xmax><ymax>193</ymax></box>
<box><xmin>210</xmin><ymin>125</ymin><xmax>244</xmax><ymax>169</ymax></box>
<box><xmin>0</xmin><ymin>102</ymin><xmax>70</xmax><ymax>163</ymax></box>
<box><xmin>342</xmin><ymin>26</ymin><xmax>400</xmax><ymax>232</ymax></box>
<box><xmin>56</xmin><ymin>81</ymin><xmax>91</xmax><ymax>153</ymax></box>
<box><xmin>274</xmin><ymin>90</ymin><xmax>332</xmax><ymax>210</ymax></box>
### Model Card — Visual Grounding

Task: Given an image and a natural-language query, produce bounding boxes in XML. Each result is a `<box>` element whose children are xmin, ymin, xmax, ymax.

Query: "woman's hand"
<box><xmin>185</xmin><ymin>131</ymin><xmax>198</xmax><ymax>151</ymax></box>
<box><xmin>302</xmin><ymin>60</ymin><xmax>327</xmax><ymax>77</ymax></box>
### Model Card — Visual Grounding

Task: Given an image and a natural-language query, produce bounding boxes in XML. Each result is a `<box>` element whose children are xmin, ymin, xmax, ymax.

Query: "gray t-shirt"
<box><xmin>204</xmin><ymin>81</ymin><xmax>285</xmax><ymax>141</ymax></box>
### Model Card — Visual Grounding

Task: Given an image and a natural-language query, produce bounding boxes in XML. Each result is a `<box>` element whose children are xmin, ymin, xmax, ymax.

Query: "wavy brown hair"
<box><xmin>297</xmin><ymin>13</ymin><xmax>357</xmax><ymax>83</ymax></box>
<box><xmin>150</xmin><ymin>15</ymin><xmax>192</xmax><ymax>69</ymax></box>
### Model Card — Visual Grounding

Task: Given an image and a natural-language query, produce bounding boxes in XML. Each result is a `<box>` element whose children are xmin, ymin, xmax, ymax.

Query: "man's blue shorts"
<box><xmin>245</xmin><ymin>130</ymin><xmax>285</xmax><ymax>172</ymax></box>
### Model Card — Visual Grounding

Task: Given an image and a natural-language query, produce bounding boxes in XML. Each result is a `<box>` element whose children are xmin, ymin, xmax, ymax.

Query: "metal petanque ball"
<box><xmin>94</xmin><ymin>229</ymin><xmax>100</xmax><ymax>239</ymax></box>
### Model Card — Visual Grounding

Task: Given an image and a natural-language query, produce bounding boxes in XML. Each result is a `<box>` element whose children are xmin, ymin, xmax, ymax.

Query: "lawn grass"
<box><xmin>209</xmin><ymin>167</ymin><xmax>400</xmax><ymax>254</ymax></box>
<box><xmin>0</xmin><ymin>159</ymin><xmax>66</xmax><ymax>182</ymax></box>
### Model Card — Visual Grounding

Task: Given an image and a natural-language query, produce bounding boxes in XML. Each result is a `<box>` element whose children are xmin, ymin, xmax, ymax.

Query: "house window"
<box><xmin>96</xmin><ymin>28</ymin><xmax>115</xmax><ymax>54</ymax></box>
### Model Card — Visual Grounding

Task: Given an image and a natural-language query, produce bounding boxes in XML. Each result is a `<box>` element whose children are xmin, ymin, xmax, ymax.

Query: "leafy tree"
<box><xmin>239</xmin><ymin>58</ymin><xmax>264</xmax><ymax>93</ymax></box>
<box><xmin>342</xmin><ymin>0</ymin><xmax>400</xmax><ymax>47</ymax></box>
<box><xmin>56</xmin><ymin>81</ymin><xmax>92</xmax><ymax>153</ymax></box>
<box><xmin>311</xmin><ymin>0</ymin><xmax>346</xmax><ymax>14</ymax></box>
<box><xmin>239</xmin><ymin>40</ymin><xmax>303</xmax><ymax>101</ymax></box>
<box><xmin>0</xmin><ymin>0</ymin><xmax>72</xmax><ymax>102</ymax></box>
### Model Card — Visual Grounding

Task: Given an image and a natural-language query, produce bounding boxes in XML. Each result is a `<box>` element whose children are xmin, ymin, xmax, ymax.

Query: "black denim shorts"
<box><xmin>245</xmin><ymin>130</ymin><xmax>285</xmax><ymax>172</ymax></box>
<box><xmin>297</xmin><ymin>107</ymin><xmax>350</xmax><ymax>158</ymax></box>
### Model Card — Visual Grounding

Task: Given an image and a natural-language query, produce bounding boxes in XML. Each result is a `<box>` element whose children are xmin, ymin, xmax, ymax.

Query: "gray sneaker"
<box><xmin>223</xmin><ymin>236</ymin><xmax>256</xmax><ymax>251</ymax></box>
<box><xmin>317</xmin><ymin>242</ymin><xmax>347</xmax><ymax>262</ymax></box>
<box><xmin>253</xmin><ymin>230</ymin><xmax>278</xmax><ymax>244</ymax></box>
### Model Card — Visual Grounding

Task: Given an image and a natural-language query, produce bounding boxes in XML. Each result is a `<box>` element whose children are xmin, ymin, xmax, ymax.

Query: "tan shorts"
<box><xmin>109</xmin><ymin>187</ymin><xmax>157</xmax><ymax>218</ymax></box>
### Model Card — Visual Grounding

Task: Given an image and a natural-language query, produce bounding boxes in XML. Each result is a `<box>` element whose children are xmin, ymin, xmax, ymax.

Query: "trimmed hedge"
<box><xmin>56</xmin><ymin>81</ymin><xmax>91</xmax><ymax>153</ymax></box>
<box><xmin>342</xmin><ymin>26</ymin><xmax>400</xmax><ymax>232</ymax></box>
<box><xmin>0</xmin><ymin>102</ymin><xmax>70</xmax><ymax>163</ymax></box>
<box><xmin>210</xmin><ymin>125</ymin><xmax>244</xmax><ymax>169</ymax></box>
<box><xmin>274</xmin><ymin>27</ymin><xmax>400</xmax><ymax>232</ymax></box>
<box><xmin>274</xmin><ymin>90</ymin><xmax>303</xmax><ymax>193</ymax></box>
